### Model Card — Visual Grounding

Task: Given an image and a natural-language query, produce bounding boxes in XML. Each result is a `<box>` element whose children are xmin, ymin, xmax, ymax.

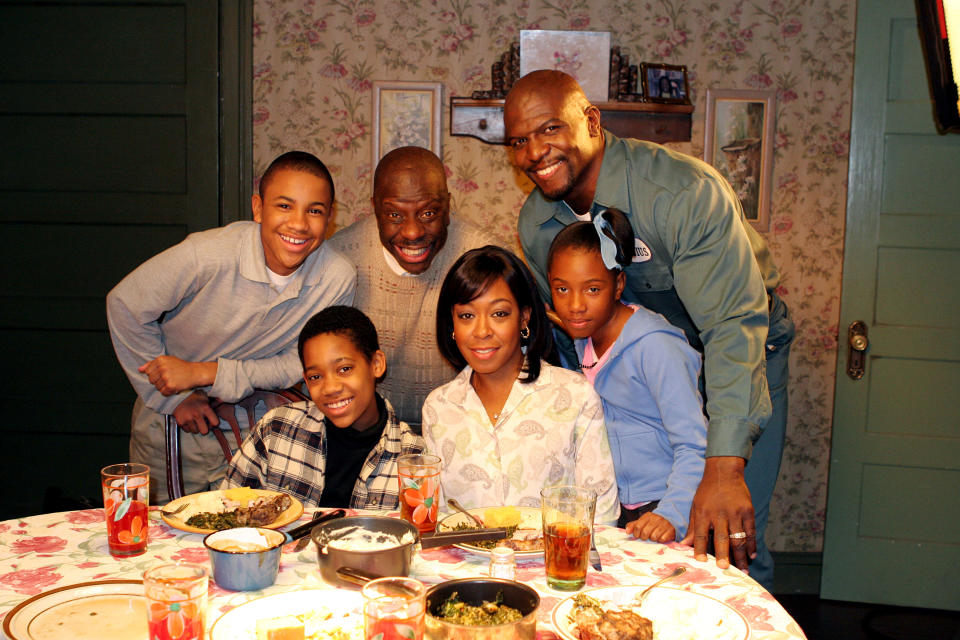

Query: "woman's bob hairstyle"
<box><xmin>436</xmin><ymin>245</ymin><xmax>552</xmax><ymax>383</ymax></box>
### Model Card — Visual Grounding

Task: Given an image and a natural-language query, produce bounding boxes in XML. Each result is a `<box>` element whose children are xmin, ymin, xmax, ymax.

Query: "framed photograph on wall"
<box><xmin>703</xmin><ymin>89</ymin><xmax>776</xmax><ymax>231</ymax></box>
<box><xmin>372</xmin><ymin>81</ymin><xmax>442</xmax><ymax>167</ymax></box>
<box><xmin>519</xmin><ymin>30</ymin><xmax>611</xmax><ymax>102</ymax></box>
<box><xmin>640</xmin><ymin>62</ymin><xmax>690</xmax><ymax>104</ymax></box>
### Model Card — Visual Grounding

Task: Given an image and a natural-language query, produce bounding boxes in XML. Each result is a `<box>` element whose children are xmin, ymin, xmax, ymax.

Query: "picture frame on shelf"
<box><xmin>640</xmin><ymin>62</ymin><xmax>691</xmax><ymax>104</ymax></box>
<box><xmin>372</xmin><ymin>81</ymin><xmax>442</xmax><ymax>167</ymax></box>
<box><xmin>703</xmin><ymin>88</ymin><xmax>776</xmax><ymax>231</ymax></box>
<box><xmin>519</xmin><ymin>30</ymin><xmax>611</xmax><ymax>102</ymax></box>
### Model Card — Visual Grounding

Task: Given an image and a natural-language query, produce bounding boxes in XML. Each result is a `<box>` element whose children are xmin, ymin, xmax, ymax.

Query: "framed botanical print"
<box><xmin>704</xmin><ymin>89</ymin><xmax>776</xmax><ymax>231</ymax></box>
<box><xmin>372</xmin><ymin>81</ymin><xmax>442</xmax><ymax>166</ymax></box>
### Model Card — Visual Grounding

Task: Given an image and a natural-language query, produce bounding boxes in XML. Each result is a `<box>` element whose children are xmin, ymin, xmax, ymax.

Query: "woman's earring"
<box><xmin>520</xmin><ymin>326</ymin><xmax>530</xmax><ymax>340</ymax></box>
<box><xmin>451</xmin><ymin>331</ymin><xmax>456</xmax><ymax>341</ymax></box>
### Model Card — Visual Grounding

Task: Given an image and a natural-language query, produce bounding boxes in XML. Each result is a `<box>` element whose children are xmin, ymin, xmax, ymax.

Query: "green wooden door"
<box><xmin>820</xmin><ymin>0</ymin><xmax>960</xmax><ymax>611</ymax></box>
<box><xmin>0</xmin><ymin>1</ymin><xmax>231</xmax><ymax>519</ymax></box>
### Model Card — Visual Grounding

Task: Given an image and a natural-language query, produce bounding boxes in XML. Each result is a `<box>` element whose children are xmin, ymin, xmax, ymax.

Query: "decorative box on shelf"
<box><xmin>450</xmin><ymin>98</ymin><xmax>694</xmax><ymax>145</ymax></box>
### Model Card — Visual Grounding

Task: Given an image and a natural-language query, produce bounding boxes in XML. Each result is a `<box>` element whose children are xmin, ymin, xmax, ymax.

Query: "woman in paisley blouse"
<box><xmin>421</xmin><ymin>245</ymin><xmax>619</xmax><ymax>523</ymax></box>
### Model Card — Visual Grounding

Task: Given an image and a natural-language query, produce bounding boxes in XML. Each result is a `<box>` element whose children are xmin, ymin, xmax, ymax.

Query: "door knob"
<box><xmin>850</xmin><ymin>333</ymin><xmax>868</xmax><ymax>352</ymax></box>
<box><xmin>847</xmin><ymin>321</ymin><xmax>868</xmax><ymax>380</ymax></box>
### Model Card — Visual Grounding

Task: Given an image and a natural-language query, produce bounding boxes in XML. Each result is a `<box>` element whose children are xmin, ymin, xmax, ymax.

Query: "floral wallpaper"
<box><xmin>252</xmin><ymin>0</ymin><xmax>856</xmax><ymax>553</ymax></box>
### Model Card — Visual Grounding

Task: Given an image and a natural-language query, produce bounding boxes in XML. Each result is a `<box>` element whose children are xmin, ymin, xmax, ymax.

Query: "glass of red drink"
<box><xmin>397</xmin><ymin>454</ymin><xmax>441</xmax><ymax>533</ymax></box>
<box><xmin>541</xmin><ymin>485</ymin><xmax>597</xmax><ymax>591</ymax></box>
<box><xmin>362</xmin><ymin>576</ymin><xmax>426</xmax><ymax>640</ymax></box>
<box><xmin>143</xmin><ymin>563</ymin><xmax>208</xmax><ymax>640</ymax></box>
<box><xmin>365</xmin><ymin>595</ymin><xmax>425</xmax><ymax>640</ymax></box>
<box><xmin>101</xmin><ymin>463</ymin><xmax>150</xmax><ymax>557</ymax></box>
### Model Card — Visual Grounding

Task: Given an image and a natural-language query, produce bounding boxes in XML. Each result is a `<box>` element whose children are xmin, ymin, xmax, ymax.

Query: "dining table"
<box><xmin>0</xmin><ymin>505</ymin><xmax>807</xmax><ymax>639</ymax></box>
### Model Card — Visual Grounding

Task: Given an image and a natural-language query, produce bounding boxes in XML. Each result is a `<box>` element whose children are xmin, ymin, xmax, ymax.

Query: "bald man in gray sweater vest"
<box><xmin>328</xmin><ymin>147</ymin><xmax>506</xmax><ymax>431</ymax></box>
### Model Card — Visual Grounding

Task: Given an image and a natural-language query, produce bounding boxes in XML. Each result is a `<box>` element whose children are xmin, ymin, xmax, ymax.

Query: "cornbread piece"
<box><xmin>483</xmin><ymin>506</ymin><xmax>520</xmax><ymax>528</ymax></box>
<box><xmin>222</xmin><ymin>486</ymin><xmax>261</xmax><ymax>504</ymax></box>
<box><xmin>256</xmin><ymin>615</ymin><xmax>305</xmax><ymax>640</ymax></box>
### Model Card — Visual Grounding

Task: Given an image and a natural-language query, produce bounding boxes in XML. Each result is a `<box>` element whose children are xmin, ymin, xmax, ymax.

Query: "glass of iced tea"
<box><xmin>143</xmin><ymin>563</ymin><xmax>208</xmax><ymax>640</ymax></box>
<box><xmin>101</xmin><ymin>463</ymin><xmax>150</xmax><ymax>557</ymax></box>
<box><xmin>362</xmin><ymin>577</ymin><xmax>426</xmax><ymax>640</ymax></box>
<box><xmin>541</xmin><ymin>485</ymin><xmax>597</xmax><ymax>591</ymax></box>
<box><xmin>397</xmin><ymin>454</ymin><xmax>441</xmax><ymax>533</ymax></box>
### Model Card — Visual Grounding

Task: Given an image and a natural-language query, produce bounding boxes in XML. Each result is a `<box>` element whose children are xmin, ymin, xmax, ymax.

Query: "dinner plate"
<box><xmin>551</xmin><ymin>584</ymin><xmax>750</xmax><ymax>640</ymax></box>
<box><xmin>210</xmin><ymin>588</ymin><xmax>363</xmax><ymax>640</ymax></box>
<box><xmin>436</xmin><ymin>506</ymin><xmax>543</xmax><ymax>557</ymax></box>
<box><xmin>160</xmin><ymin>489</ymin><xmax>304</xmax><ymax>534</ymax></box>
<box><xmin>3</xmin><ymin>580</ymin><xmax>147</xmax><ymax>640</ymax></box>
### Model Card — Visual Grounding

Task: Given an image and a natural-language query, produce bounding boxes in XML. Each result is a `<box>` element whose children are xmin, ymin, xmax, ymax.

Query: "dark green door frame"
<box><xmin>221</xmin><ymin>0</ymin><xmax>254</xmax><ymax>224</ymax></box>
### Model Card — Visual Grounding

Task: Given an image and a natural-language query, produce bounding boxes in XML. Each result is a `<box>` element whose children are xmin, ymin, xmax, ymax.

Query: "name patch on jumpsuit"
<box><xmin>633</xmin><ymin>238</ymin><xmax>653</xmax><ymax>263</ymax></box>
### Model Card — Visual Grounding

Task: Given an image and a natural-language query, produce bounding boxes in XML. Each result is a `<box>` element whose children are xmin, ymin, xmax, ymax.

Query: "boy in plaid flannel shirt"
<box><xmin>222</xmin><ymin>306</ymin><xmax>424</xmax><ymax>508</ymax></box>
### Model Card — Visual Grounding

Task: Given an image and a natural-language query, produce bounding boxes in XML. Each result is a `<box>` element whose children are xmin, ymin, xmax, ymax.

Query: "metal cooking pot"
<box><xmin>311</xmin><ymin>515</ymin><xmax>419</xmax><ymax>587</ymax></box>
<box><xmin>312</xmin><ymin>515</ymin><xmax>511</xmax><ymax>588</ymax></box>
<box><xmin>203</xmin><ymin>508</ymin><xmax>345</xmax><ymax>591</ymax></box>
<box><xmin>424</xmin><ymin>578</ymin><xmax>540</xmax><ymax>640</ymax></box>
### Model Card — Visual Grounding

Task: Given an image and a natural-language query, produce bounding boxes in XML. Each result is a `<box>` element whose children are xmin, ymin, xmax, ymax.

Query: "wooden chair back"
<box><xmin>164</xmin><ymin>387</ymin><xmax>308</xmax><ymax>500</ymax></box>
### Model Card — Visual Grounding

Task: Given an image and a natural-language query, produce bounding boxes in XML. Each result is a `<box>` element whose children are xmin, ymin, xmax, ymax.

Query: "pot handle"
<box><xmin>336</xmin><ymin>567</ymin><xmax>421</xmax><ymax>597</ymax></box>
<box><xmin>285</xmin><ymin>508</ymin><xmax>347</xmax><ymax>543</ymax></box>
<box><xmin>336</xmin><ymin>566</ymin><xmax>383</xmax><ymax>587</ymax></box>
<box><xmin>419</xmin><ymin>527</ymin><xmax>510</xmax><ymax>549</ymax></box>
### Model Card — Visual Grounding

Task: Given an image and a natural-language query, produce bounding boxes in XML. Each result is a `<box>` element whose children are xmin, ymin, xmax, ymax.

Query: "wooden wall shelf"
<box><xmin>450</xmin><ymin>97</ymin><xmax>694</xmax><ymax>146</ymax></box>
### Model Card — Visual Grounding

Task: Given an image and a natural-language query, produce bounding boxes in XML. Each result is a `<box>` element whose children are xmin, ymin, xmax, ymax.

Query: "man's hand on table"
<box><xmin>139</xmin><ymin>356</ymin><xmax>216</xmax><ymax>396</ymax></box>
<box><xmin>681</xmin><ymin>456</ymin><xmax>756</xmax><ymax>572</ymax></box>
<box><xmin>172</xmin><ymin>391</ymin><xmax>219</xmax><ymax>434</ymax></box>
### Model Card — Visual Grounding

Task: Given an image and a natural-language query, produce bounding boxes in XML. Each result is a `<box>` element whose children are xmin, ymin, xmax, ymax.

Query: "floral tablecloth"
<box><xmin>0</xmin><ymin>507</ymin><xmax>806</xmax><ymax>639</ymax></box>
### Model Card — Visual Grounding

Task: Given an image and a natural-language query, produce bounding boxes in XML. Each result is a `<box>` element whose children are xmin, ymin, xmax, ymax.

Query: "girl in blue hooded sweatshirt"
<box><xmin>546</xmin><ymin>208</ymin><xmax>707</xmax><ymax>543</ymax></box>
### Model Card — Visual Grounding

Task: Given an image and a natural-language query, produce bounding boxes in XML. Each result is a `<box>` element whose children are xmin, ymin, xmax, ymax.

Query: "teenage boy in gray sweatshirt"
<box><xmin>107</xmin><ymin>151</ymin><xmax>356</xmax><ymax>502</ymax></box>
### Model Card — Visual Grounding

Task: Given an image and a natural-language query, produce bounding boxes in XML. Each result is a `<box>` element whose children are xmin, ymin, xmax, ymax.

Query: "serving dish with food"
<box><xmin>436</xmin><ymin>506</ymin><xmax>543</xmax><ymax>557</ymax></box>
<box><xmin>160</xmin><ymin>487</ymin><xmax>304</xmax><ymax>534</ymax></box>
<box><xmin>312</xmin><ymin>515</ymin><xmax>420</xmax><ymax>587</ymax></box>
<box><xmin>424</xmin><ymin>578</ymin><xmax>540</xmax><ymax>640</ymax></box>
<box><xmin>203</xmin><ymin>509</ymin><xmax>346</xmax><ymax>591</ymax></box>
<box><xmin>312</xmin><ymin>515</ymin><xmax>510</xmax><ymax>588</ymax></box>
<box><xmin>210</xmin><ymin>588</ymin><xmax>363</xmax><ymax>640</ymax></box>
<box><xmin>551</xmin><ymin>584</ymin><xmax>750</xmax><ymax>640</ymax></box>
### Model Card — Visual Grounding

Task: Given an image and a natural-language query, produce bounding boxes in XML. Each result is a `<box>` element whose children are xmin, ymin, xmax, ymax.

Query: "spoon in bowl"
<box><xmin>446</xmin><ymin>498</ymin><xmax>485</xmax><ymax>528</ymax></box>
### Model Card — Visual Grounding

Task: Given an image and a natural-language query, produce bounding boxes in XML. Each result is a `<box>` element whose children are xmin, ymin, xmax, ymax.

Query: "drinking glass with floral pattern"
<box><xmin>397</xmin><ymin>454</ymin><xmax>441</xmax><ymax>533</ymax></box>
<box><xmin>100</xmin><ymin>463</ymin><xmax>149</xmax><ymax>557</ymax></box>
<box><xmin>143</xmin><ymin>563</ymin><xmax>207</xmax><ymax>640</ymax></box>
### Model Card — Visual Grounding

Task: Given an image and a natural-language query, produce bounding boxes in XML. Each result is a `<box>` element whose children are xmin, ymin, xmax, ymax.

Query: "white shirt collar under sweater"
<box><xmin>267</xmin><ymin>267</ymin><xmax>298</xmax><ymax>291</ymax></box>
<box><xmin>381</xmin><ymin>246</ymin><xmax>420</xmax><ymax>277</ymax></box>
